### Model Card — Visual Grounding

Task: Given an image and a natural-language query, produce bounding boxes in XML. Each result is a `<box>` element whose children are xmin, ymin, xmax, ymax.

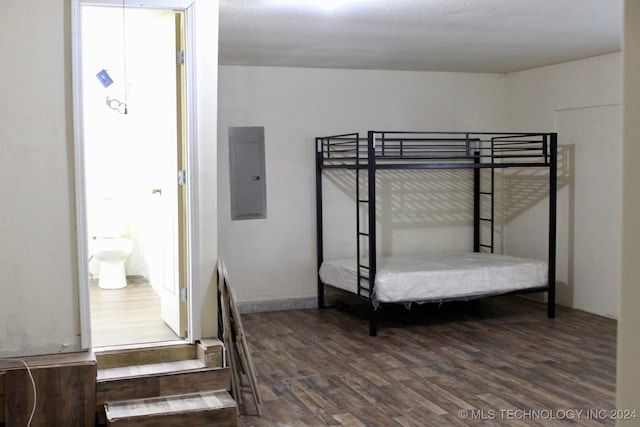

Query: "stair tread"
<box><xmin>95</xmin><ymin>341</ymin><xmax>188</xmax><ymax>354</ymax></box>
<box><xmin>98</xmin><ymin>359</ymin><xmax>206</xmax><ymax>381</ymax></box>
<box><xmin>105</xmin><ymin>390</ymin><xmax>236</xmax><ymax>419</ymax></box>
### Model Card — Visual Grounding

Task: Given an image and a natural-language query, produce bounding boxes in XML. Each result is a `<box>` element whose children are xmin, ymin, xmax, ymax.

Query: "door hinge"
<box><xmin>176</xmin><ymin>50</ymin><xmax>185</xmax><ymax>65</ymax></box>
<box><xmin>180</xmin><ymin>287</ymin><xmax>187</xmax><ymax>303</ymax></box>
<box><xmin>178</xmin><ymin>169</ymin><xmax>187</xmax><ymax>186</ymax></box>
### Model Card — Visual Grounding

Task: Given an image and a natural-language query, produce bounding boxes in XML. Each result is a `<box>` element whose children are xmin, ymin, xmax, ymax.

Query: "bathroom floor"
<box><xmin>90</xmin><ymin>276</ymin><xmax>180</xmax><ymax>349</ymax></box>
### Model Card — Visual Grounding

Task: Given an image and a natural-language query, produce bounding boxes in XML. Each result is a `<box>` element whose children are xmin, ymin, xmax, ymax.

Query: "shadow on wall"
<box><xmin>326</xmin><ymin>168</ymin><xmax>474</xmax><ymax>227</ymax></box>
<box><xmin>502</xmin><ymin>144</ymin><xmax>573</xmax><ymax>222</ymax></box>
<box><xmin>323</xmin><ymin>144</ymin><xmax>573</xmax><ymax>263</ymax></box>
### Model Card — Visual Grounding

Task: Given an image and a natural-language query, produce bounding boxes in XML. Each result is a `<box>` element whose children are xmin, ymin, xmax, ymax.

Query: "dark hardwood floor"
<box><xmin>237</xmin><ymin>295</ymin><xmax>617</xmax><ymax>426</ymax></box>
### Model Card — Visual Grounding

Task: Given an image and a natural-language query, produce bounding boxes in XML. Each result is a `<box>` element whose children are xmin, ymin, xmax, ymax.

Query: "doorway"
<box><xmin>78</xmin><ymin>4</ymin><xmax>189</xmax><ymax>348</ymax></box>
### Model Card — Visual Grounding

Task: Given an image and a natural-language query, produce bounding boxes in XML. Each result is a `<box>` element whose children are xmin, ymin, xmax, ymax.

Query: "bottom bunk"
<box><xmin>319</xmin><ymin>252</ymin><xmax>550</xmax><ymax>334</ymax></box>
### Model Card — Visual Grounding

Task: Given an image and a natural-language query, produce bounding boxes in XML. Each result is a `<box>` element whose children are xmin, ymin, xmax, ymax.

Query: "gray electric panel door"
<box><xmin>229</xmin><ymin>126</ymin><xmax>267</xmax><ymax>220</ymax></box>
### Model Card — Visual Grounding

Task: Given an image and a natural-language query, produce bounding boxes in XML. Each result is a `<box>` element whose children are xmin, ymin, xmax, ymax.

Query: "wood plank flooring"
<box><xmin>236</xmin><ymin>296</ymin><xmax>617</xmax><ymax>426</ymax></box>
<box><xmin>90</xmin><ymin>277</ymin><xmax>179</xmax><ymax>348</ymax></box>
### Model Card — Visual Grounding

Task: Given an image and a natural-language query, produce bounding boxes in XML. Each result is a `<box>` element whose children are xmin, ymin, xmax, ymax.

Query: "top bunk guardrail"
<box><xmin>316</xmin><ymin>131</ymin><xmax>554</xmax><ymax>169</ymax></box>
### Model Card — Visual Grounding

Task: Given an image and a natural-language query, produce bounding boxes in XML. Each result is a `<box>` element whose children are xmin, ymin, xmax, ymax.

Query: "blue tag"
<box><xmin>96</xmin><ymin>69</ymin><xmax>114</xmax><ymax>88</ymax></box>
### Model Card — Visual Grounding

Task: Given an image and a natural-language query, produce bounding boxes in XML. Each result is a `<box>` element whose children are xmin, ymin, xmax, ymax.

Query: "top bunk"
<box><xmin>316</xmin><ymin>130</ymin><xmax>556</xmax><ymax>170</ymax></box>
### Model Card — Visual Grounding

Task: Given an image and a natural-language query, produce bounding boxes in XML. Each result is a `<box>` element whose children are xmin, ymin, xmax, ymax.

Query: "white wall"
<box><xmin>0</xmin><ymin>1</ymin><xmax>82</xmax><ymax>357</ymax></box>
<box><xmin>217</xmin><ymin>66</ymin><xmax>507</xmax><ymax>304</ymax></box>
<box><xmin>0</xmin><ymin>0</ymin><xmax>219</xmax><ymax>358</ymax></box>
<box><xmin>193</xmin><ymin>0</ymin><xmax>220</xmax><ymax>339</ymax></box>
<box><xmin>218</xmin><ymin>56</ymin><xmax>623</xmax><ymax>322</ymax></box>
<box><xmin>504</xmin><ymin>53</ymin><xmax>623</xmax><ymax>319</ymax></box>
<box><xmin>617</xmin><ymin>0</ymin><xmax>640</xmax><ymax>417</ymax></box>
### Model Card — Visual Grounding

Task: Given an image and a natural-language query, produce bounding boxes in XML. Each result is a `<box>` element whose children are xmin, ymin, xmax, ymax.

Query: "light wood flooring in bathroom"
<box><xmin>90</xmin><ymin>276</ymin><xmax>180</xmax><ymax>349</ymax></box>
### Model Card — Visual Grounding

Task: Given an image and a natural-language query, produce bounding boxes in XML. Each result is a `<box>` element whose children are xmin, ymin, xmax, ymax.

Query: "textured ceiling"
<box><xmin>219</xmin><ymin>0</ymin><xmax>622</xmax><ymax>73</ymax></box>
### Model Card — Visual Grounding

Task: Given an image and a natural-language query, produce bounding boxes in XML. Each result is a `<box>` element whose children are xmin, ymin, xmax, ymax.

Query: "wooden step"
<box><xmin>105</xmin><ymin>390</ymin><xmax>237</xmax><ymax>426</ymax></box>
<box><xmin>96</xmin><ymin>343</ymin><xmax>197</xmax><ymax>369</ymax></box>
<box><xmin>98</xmin><ymin>359</ymin><xmax>207</xmax><ymax>380</ymax></box>
<box><xmin>96</xmin><ymin>339</ymin><xmax>225</xmax><ymax>369</ymax></box>
<box><xmin>95</xmin><ymin>340</ymin><xmax>233</xmax><ymax>425</ymax></box>
<box><xmin>97</xmin><ymin>362</ymin><xmax>231</xmax><ymax>411</ymax></box>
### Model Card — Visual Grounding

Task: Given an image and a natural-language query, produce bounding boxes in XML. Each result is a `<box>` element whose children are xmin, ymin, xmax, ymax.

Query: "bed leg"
<box><xmin>369</xmin><ymin>305</ymin><xmax>378</xmax><ymax>337</ymax></box>
<box><xmin>548</xmin><ymin>132</ymin><xmax>557</xmax><ymax>320</ymax></box>
<box><xmin>318</xmin><ymin>278</ymin><xmax>325</xmax><ymax>309</ymax></box>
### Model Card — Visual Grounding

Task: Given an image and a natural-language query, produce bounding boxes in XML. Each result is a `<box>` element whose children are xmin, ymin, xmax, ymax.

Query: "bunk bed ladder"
<box><xmin>355</xmin><ymin>134</ymin><xmax>370</xmax><ymax>298</ymax></box>
<box><xmin>474</xmin><ymin>144</ymin><xmax>495</xmax><ymax>254</ymax></box>
<box><xmin>481</xmin><ymin>166</ymin><xmax>496</xmax><ymax>254</ymax></box>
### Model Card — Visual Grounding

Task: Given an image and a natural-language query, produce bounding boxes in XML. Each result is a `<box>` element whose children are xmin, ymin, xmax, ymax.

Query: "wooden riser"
<box><xmin>105</xmin><ymin>390</ymin><xmax>237</xmax><ymax>427</ymax></box>
<box><xmin>97</xmin><ymin>366</ymin><xmax>231</xmax><ymax>411</ymax></box>
<box><xmin>96</xmin><ymin>343</ymin><xmax>197</xmax><ymax>369</ymax></box>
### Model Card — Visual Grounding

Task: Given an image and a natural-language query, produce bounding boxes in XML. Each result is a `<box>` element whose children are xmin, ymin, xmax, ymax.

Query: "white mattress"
<box><xmin>319</xmin><ymin>252</ymin><xmax>548</xmax><ymax>304</ymax></box>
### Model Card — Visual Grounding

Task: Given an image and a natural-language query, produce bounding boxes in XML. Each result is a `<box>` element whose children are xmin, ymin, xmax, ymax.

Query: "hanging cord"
<box><xmin>1</xmin><ymin>358</ymin><xmax>37</xmax><ymax>426</ymax></box>
<box><xmin>121</xmin><ymin>0</ymin><xmax>129</xmax><ymax>114</ymax></box>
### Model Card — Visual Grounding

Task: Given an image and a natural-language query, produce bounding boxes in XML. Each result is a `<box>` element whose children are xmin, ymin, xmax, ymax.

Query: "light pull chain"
<box><xmin>121</xmin><ymin>0</ymin><xmax>128</xmax><ymax>114</ymax></box>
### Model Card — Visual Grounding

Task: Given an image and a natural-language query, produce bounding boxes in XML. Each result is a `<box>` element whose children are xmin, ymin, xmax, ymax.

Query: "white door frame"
<box><xmin>71</xmin><ymin>0</ymin><xmax>202</xmax><ymax>348</ymax></box>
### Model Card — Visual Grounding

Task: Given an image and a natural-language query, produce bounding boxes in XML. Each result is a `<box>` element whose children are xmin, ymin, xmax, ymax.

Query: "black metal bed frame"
<box><xmin>316</xmin><ymin>131</ymin><xmax>557</xmax><ymax>336</ymax></box>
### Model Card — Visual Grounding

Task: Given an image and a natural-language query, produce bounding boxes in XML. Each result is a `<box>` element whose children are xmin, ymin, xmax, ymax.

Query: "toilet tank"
<box><xmin>93</xmin><ymin>197</ymin><xmax>129</xmax><ymax>238</ymax></box>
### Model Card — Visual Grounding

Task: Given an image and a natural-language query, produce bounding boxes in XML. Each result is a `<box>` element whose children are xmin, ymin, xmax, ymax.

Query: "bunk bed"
<box><xmin>315</xmin><ymin>131</ymin><xmax>557</xmax><ymax>336</ymax></box>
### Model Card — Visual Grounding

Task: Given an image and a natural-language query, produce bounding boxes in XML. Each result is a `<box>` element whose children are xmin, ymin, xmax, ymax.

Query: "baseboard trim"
<box><xmin>237</xmin><ymin>297</ymin><xmax>317</xmax><ymax>314</ymax></box>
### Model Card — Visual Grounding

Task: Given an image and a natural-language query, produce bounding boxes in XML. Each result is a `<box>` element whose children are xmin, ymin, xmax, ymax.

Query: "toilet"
<box><xmin>91</xmin><ymin>197</ymin><xmax>133</xmax><ymax>289</ymax></box>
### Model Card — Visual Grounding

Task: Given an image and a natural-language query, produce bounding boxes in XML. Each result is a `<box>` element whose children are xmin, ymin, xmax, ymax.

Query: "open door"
<box><xmin>161</xmin><ymin>10</ymin><xmax>188</xmax><ymax>337</ymax></box>
<box><xmin>75</xmin><ymin>0</ymin><xmax>208</xmax><ymax>349</ymax></box>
